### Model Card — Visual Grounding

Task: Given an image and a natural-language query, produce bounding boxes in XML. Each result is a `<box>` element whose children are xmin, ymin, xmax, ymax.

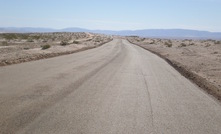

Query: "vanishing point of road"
<box><xmin>0</xmin><ymin>39</ymin><xmax>221</xmax><ymax>134</ymax></box>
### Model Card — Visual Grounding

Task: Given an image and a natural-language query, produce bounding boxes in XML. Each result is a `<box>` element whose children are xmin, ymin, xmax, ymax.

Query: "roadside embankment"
<box><xmin>127</xmin><ymin>36</ymin><xmax>221</xmax><ymax>101</ymax></box>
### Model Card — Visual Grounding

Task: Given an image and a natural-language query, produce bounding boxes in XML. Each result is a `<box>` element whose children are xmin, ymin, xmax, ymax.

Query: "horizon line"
<box><xmin>1</xmin><ymin>27</ymin><xmax>221</xmax><ymax>33</ymax></box>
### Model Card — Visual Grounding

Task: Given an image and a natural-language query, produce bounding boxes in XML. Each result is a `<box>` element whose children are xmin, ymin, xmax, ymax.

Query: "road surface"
<box><xmin>0</xmin><ymin>39</ymin><xmax>221</xmax><ymax>134</ymax></box>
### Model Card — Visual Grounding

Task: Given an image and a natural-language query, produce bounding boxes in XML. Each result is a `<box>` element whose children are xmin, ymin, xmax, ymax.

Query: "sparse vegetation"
<box><xmin>180</xmin><ymin>43</ymin><xmax>187</xmax><ymax>47</ymax></box>
<box><xmin>189</xmin><ymin>43</ymin><xmax>195</xmax><ymax>45</ymax></box>
<box><xmin>0</xmin><ymin>32</ymin><xmax>113</xmax><ymax>67</ymax></box>
<box><xmin>205</xmin><ymin>43</ymin><xmax>211</xmax><ymax>47</ymax></box>
<box><xmin>95</xmin><ymin>40</ymin><xmax>100</xmax><ymax>42</ymax></box>
<box><xmin>164</xmin><ymin>42</ymin><xmax>172</xmax><ymax>47</ymax></box>
<box><xmin>23</xmin><ymin>47</ymin><xmax>30</xmax><ymax>50</ymax></box>
<box><xmin>140</xmin><ymin>38</ymin><xmax>145</xmax><ymax>41</ymax></box>
<box><xmin>60</xmin><ymin>41</ymin><xmax>69</xmax><ymax>46</ymax></box>
<box><xmin>136</xmin><ymin>39</ymin><xmax>141</xmax><ymax>42</ymax></box>
<box><xmin>215</xmin><ymin>41</ymin><xmax>221</xmax><ymax>44</ymax></box>
<box><xmin>149</xmin><ymin>40</ymin><xmax>155</xmax><ymax>44</ymax></box>
<box><xmin>86</xmin><ymin>39</ymin><xmax>92</xmax><ymax>41</ymax></box>
<box><xmin>31</xmin><ymin>35</ymin><xmax>41</xmax><ymax>40</ymax></box>
<box><xmin>41</xmin><ymin>44</ymin><xmax>51</xmax><ymax>50</ymax></box>
<box><xmin>168</xmin><ymin>39</ymin><xmax>172</xmax><ymax>43</ymax></box>
<box><xmin>73</xmin><ymin>40</ymin><xmax>80</xmax><ymax>44</ymax></box>
<box><xmin>0</xmin><ymin>33</ymin><xmax>31</xmax><ymax>40</ymax></box>
<box><xmin>0</xmin><ymin>41</ymin><xmax>8</xmax><ymax>46</ymax></box>
<box><xmin>212</xmin><ymin>51</ymin><xmax>218</xmax><ymax>54</ymax></box>
<box><xmin>27</xmin><ymin>38</ymin><xmax>34</xmax><ymax>42</ymax></box>
<box><xmin>42</xmin><ymin>40</ymin><xmax>48</xmax><ymax>43</ymax></box>
<box><xmin>94</xmin><ymin>37</ymin><xmax>102</xmax><ymax>42</ymax></box>
<box><xmin>2</xmin><ymin>33</ymin><xmax>17</xmax><ymax>40</ymax></box>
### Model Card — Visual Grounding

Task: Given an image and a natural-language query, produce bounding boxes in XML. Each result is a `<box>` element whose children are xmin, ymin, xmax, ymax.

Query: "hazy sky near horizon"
<box><xmin>0</xmin><ymin>0</ymin><xmax>221</xmax><ymax>32</ymax></box>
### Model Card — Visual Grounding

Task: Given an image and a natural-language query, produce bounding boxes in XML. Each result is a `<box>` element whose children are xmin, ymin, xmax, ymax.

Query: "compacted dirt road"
<box><xmin>0</xmin><ymin>39</ymin><xmax>221</xmax><ymax>134</ymax></box>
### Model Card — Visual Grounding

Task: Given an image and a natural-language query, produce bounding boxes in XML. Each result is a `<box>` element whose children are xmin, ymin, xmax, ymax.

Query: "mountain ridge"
<box><xmin>1</xmin><ymin>27</ymin><xmax>221</xmax><ymax>39</ymax></box>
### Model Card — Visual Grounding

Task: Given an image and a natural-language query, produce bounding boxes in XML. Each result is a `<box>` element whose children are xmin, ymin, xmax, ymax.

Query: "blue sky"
<box><xmin>0</xmin><ymin>0</ymin><xmax>221</xmax><ymax>32</ymax></box>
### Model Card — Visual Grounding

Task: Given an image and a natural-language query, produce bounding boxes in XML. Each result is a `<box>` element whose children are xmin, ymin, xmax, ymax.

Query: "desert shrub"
<box><xmin>41</xmin><ymin>44</ymin><xmax>51</xmax><ymax>50</ymax></box>
<box><xmin>2</xmin><ymin>33</ymin><xmax>17</xmax><ymax>40</ymax></box>
<box><xmin>19</xmin><ymin>34</ymin><xmax>29</xmax><ymax>39</ymax></box>
<box><xmin>95</xmin><ymin>39</ymin><xmax>100</xmax><ymax>42</ymax></box>
<box><xmin>205</xmin><ymin>43</ymin><xmax>211</xmax><ymax>47</ymax></box>
<box><xmin>180</xmin><ymin>43</ymin><xmax>187</xmax><ymax>47</ymax></box>
<box><xmin>86</xmin><ymin>39</ymin><xmax>92</xmax><ymax>41</ymax></box>
<box><xmin>140</xmin><ymin>38</ymin><xmax>145</xmax><ymax>41</ymax></box>
<box><xmin>51</xmin><ymin>37</ymin><xmax>56</xmax><ymax>41</ymax></box>
<box><xmin>27</xmin><ymin>38</ymin><xmax>34</xmax><ymax>42</ymax></box>
<box><xmin>206</xmin><ymin>39</ymin><xmax>213</xmax><ymax>42</ymax></box>
<box><xmin>31</xmin><ymin>35</ymin><xmax>41</xmax><ymax>40</ymax></box>
<box><xmin>73</xmin><ymin>40</ymin><xmax>80</xmax><ymax>44</ymax></box>
<box><xmin>212</xmin><ymin>51</ymin><xmax>218</xmax><ymax>54</ymax></box>
<box><xmin>149</xmin><ymin>40</ymin><xmax>155</xmax><ymax>44</ymax></box>
<box><xmin>215</xmin><ymin>41</ymin><xmax>221</xmax><ymax>44</ymax></box>
<box><xmin>60</xmin><ymin>41</ymin><xmax>69</xmax><ymax>46</ymax></box>
<box><xmin>136</xmin><ymin>39</ymin><xmax>141</xmax><ymax>42</ymax></box>
<box><xmin>1</xmin><ymin>41</ymin><xmax>8</xmax><ymax>46</ymax></box>
<box><xmin>42</xmin><ymin>40</ymin><xmax>48</xmax><ymax>43</ymax></box>
<box><xmin>168</xmin><ymin>39</ymin><xmax>172</xmax><ymax>43</ymax></box>
<box><xmin>164</xmin><ymin>42</ymin><xmax>172</xmax><ymax>47</ymax></box>
<box><xmin>23</xmin><ymin>47</ymin><xmax>30</xmax><ymax>50</ymax></box>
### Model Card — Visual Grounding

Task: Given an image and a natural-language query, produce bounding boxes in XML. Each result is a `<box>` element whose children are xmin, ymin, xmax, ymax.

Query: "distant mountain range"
<box><xmin>1</xmin><ymin>27</ymin><xmax>221</xmax><ymax>39</ymax></box>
